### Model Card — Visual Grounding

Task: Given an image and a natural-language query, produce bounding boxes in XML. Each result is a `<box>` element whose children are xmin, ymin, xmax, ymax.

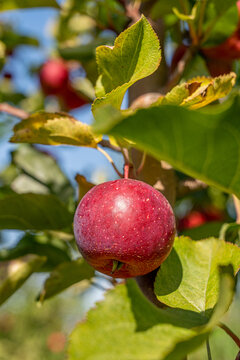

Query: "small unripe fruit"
<box><xmin>74</xmin><ymin>179</ymin><xmax>176</xmax><ymax>278</ymax></box>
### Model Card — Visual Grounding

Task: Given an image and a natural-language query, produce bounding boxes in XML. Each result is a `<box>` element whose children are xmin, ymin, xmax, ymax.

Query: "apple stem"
<box><xmin>111</xmin><ymin>260</ymin><xmax>123</xmax><ymax>274</ymax></box>
<box><xmin>124</xmin><ymin>164</ymin><xmax>129</xmax><ymax>179</ymax></box>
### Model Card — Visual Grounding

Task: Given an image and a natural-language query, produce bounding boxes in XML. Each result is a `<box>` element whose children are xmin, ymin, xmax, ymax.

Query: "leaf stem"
<box><xmin>0</xmin><ymin>103</ymin><xmax>29</xmax><ymax>119</ymax></box>
<box><xmin>235</xmin><ymin>350</ymin><xmax>240</xmax><ymax>360</ymax></box>
<box><xmin>206</xmin><ymin>339</ymin><xmax>212</xmax><ymax>360</ymax></box>
<box><xmin>136</xmin><ymin>151</ymin><xmax>146</xmax><ymax>175</ymax></box>
<box><xmin>219</xmin><ymin>323</ymin><xmax>240</xmax><ymax>347</ymax></box>
<box><xmin>97</xmin><ymin>146</ymin><xmax>123</xmax><ymax>178</ymax></box>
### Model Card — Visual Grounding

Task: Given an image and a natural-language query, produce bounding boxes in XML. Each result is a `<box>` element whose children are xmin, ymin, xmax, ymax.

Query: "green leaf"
<box><xmin>172</xmin><ymin>5</ymin><xmax>197</xmax><ymax>21</ymax></box>
<box><xmin>0</xmin><ymin>255</ymin><xmax>46</xmax><ymax>306</ymax></box>
<box><xmin>181</xmin><ymin>221</ymin><xmax>223</xmax><ymax>240</ymax></box>
<box><xmin>0</xmin><ymin>0</ymin><xmax>60</xmax><ymax>11</ymax></box>
<box><xmin>219</xmin><ymin>223</ymin><xmax>240</xmax><ymax>246</ymax></box>
<box><xmin>38</xmin><ymin>258</ymin><xmax>94</xmax><ymax>302</ymax></box>
<box><xmin>68</xmin><ymin>265</ymin><xmax>235</xmax><ymax>360</ymax></box>
<box><xmin>203</xmin><ymin>2</ymin><xmax>238</xmax><ymax>46</ymax></box>
<box><xmin>10</xmin><ymin>112</ymin><xmax>99</xmax><ymax>148</ymax></box>
<box><xmin>151</xmin><ymin>0</ymin><xmax>183</xmax><ymax>18</ymax></box>
<box><xmin>0</xmin><ymin>193</ymin><xmax>73</xmax><ymax>231</ymax></box>
<box><xmin>93</xmin><ymin>15</ymin><xmax>160</xmax><ymax>112</ymax></box>
<box><xmin>0</xmin><ymin>233</ymin><xmax>72</xmax><ymax>272</ymax></box>
<box><xmin>11</xmin><ymin>144</ymin><xmax>74</xmax><ymax>203</ymax></box>
<box><xmin>93</xmin><ymin>96</ymin><xmax>240</xmax><ymax>197</ymax></box>
<box><xmin>154</xmin><ymin>237</ymin><xmax>240</xmax><ymax>313</ymax></box>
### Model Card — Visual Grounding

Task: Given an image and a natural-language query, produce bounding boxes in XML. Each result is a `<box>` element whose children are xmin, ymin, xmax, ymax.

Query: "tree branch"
<box><xmin>219</xmin><ymin>323</ymin><xmax>240</xmax><ymax>348</ymax></box>
<box><xmin>177</xmin><ymin>179</ymin><xmax>207</xmax><ymax>197</ymax></box>
<box><xmin>164</xmin><ymin>48</ymin><xmax>193</xmax><ymax>93</ymax></box>
<box><xmin>0</xmin><ymin>103</ymin><xmax>29</xmax><ymax>119</ymax></box>
<box><xmin>98</xmin><ymin>139</ymin><xmax>121</xmax><ymax>152</ymax></box>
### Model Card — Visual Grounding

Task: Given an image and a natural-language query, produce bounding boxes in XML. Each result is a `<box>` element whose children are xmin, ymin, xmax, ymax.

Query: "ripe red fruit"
<box><xmin>39</xmin><ymin>59</ymin><xmax>69</xmax><ymax>95</ymax></box>
<box><xmin>74</xmin><ymin>179</ymin><xmax>176</xmax><ymax>278</ymax></box>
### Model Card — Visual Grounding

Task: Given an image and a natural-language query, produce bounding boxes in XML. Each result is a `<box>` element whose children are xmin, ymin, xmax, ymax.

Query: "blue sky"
<box><xmin>0</xmin><ymin>5</ymin><xmax>124</xmax><ymax>185</ymax></box>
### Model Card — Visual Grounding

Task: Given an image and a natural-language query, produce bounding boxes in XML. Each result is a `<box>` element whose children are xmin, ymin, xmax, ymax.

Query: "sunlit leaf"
<box><xmin>68</xmin><ymin>265</ymin><xmax>235</xmax><ymax>360</ymax></box>
<box><xmin>154</xmin><ymin>237</ymin><xmax>240</xmax><ymax>312</ymax></box>
<box><xmin>93</xmin><ymin>16</ymin><xmax>161</xmax><ymax>112</ymax></box>
<box><xmin>93</xmin><ymin>96</ymin><xmax>240</xmax><ymax>197</ymax></box>
<box><xmin>10</xmin><ymin>112</ymin><xmax>99</xmax><ymax>147</ymax></box>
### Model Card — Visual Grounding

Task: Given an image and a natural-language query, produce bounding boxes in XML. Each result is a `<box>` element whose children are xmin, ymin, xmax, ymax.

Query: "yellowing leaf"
<box><xmin>10</xmin><ymin>112</ymin><xmax>99</xmax><ymax>147</ymax></box>
<box><xmin>155</xmin><ymin>73</ymin><xmax>236</xmax><ymax>110</ymax></box>
<box><xmin>183</xmin><ymin>72</ymin><xmax>236</xmax><ymax>109</ymax></box>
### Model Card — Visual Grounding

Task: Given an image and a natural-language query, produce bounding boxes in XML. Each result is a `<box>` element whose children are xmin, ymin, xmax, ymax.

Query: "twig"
<box><xmin>98</xmin><ymin>139</ymin><xmax>121</xmax><ymax>152</ymax></box>
<box><xmin>198</xmin><ymin>0</ymin><xmax>207</xmax><ymax>39</ymax></box>
<box><xmin>97</xmin><ymin>146</ymin><xmax>123</xmax><ymax>178</ymax></box>
<box><xmin>233</xmin><ymin>196</ymin><xmax>240</xmax><ymax>224</ymax></box>
<box><xmin>126</xmin><ymin>1</ymin><xmax>141</xmax><ymax>23</ymax></box>
<box><xmin>164</xmin><ymin>48</ymin><xmax>193</xmax><ymax>93</ymax></box>
<box><xmin>206</xmin><ymin>339</ymin><xmax>212</xmax><ymax>360</ymax></box>
<box><xmin>219</xmin><ymin>323</ymin><xmax>240</xmax><ymax>347</ymax></box>
<box><xmin>177</xmin><ymin>179</ymin><xmax>207</xmax><ymax>197</ymax></box>
<box><xmin>0</xmin><ymin>103</ymin><xmax>29</xmax><ymax>119</ymax></box>
<box><xmin>179</xmin><ymin>0</ymin><xmax>198</xmax><ymax>45</ymax></box>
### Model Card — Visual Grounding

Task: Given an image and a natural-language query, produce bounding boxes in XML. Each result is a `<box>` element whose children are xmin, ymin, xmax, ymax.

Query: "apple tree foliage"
<box><xmin>0</xmin><ymin>1</ymin><xmax>240</xmax><ymax>359</ymax></box>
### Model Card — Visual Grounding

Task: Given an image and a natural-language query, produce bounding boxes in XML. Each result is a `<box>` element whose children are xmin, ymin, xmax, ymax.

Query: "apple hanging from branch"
<box><xmin>74</xmin><ymin>179</ymin><xmax>176</xmax><ymax>278</ymax></box>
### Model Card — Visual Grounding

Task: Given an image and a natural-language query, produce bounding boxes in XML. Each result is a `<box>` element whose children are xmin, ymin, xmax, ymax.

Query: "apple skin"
<box><xmin>74</xmin><ymin>179</ymin><xmax>176</xmax><ymax>278</ymax></box>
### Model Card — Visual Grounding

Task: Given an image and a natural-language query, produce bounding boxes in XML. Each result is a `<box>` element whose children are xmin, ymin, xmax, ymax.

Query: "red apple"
<box><xmin>74</xmin><ymin>179</ymin><xmax>176</xmax><ymax>278</ymax></box>
<box><xmin>39</xmin><ymin>59</ymin><xmax>69</xmax><ymax>95</ymax></box>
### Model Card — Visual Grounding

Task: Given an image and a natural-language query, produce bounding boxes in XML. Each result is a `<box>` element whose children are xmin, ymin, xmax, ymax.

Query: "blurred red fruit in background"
<box><xmin>178</xmin><ymin>207</ymin><xmax>224</xmax><ymax>231</ymax></box>
<box><xmin>40</xmin><ymin>59</ymin><xmax>89</xmax><ymax>110</ymax></box>
<box><xmin>39</xmin><ymin>59</ymin><xmax>69</xmax><ymax>96</ymax></box>
<box><xmin>47</xmin><ymin>331</ymin><xmax>66</xmax><ymax>353</ymax></box>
